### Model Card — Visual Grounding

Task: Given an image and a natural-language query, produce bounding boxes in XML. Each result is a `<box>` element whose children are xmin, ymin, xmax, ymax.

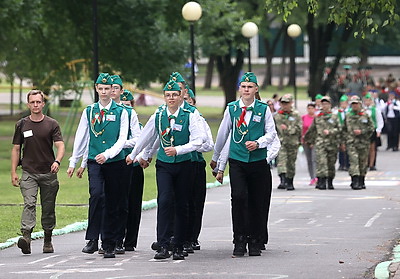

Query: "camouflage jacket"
<box><xmin>274</xmin><ymin>109</ymin><xmax>302</xmax><ymax>147</ymax></box>
<box><xmin>304</xmin><ymin>111</ymin><xmax>340</xmax><ymax>150</ymax></box>
<box><xmin>344</xmin><ymin>109</ymin><xmax>374</xmax><ymax>145</ymax></box>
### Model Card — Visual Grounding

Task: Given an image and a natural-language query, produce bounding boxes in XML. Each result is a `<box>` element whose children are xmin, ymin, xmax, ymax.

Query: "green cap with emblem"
<box><xmin>188</xmin><ymin>88</ymin><xmax>195</xmax><ymax>98</ymax></box>
<box><xmin>340</xmin><ymin>95</ymin><xmax>348</xmax><ymax>102</ymax></box>
<box><xmin>121</xmin><ymin>89</ymin><xmax>134</xmax><ymax>101</ymax></box>
<box><xmin>364</xmin><ymin>92</ymin><xmax>373</xmax><ymax>99</ymax></box>
<box><xmin>315</xmin><ymin>94</ymin><xmax>323</xmax><ymax>100</ymax></box>
<box><xmin>95</xmin><ymin>73</ymin><xmax>112</xmax><ymax>85</ymax></box>
<box><xmin>240</xmin><ymin>72</ymin><xmax>258</xmax><ymax>85</ymax></box>
<box><xmin>170</xmin><ymin>72</ymin><xmax>186</xmax><ymax>83</ymax></box>
<box><xmin>280</xmin><ymin>93</ymin><xmax>293</xmax><ymax>103</ymax></box>
<box><xmin>110</xmin><ymin>75</ymin><xmax>123</xmax><ymax>87</ymax></box>
<box><xmin>163</xmin><ymin>80</ymin><xmax>181</xmax><ymax>91</ymax></box>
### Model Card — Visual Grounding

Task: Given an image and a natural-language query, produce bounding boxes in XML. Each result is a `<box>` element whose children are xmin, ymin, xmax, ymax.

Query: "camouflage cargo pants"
<box><xmin>277</xmin><ymin>144</ymin><xmax>298</xmax><ymax>178</ymax></box>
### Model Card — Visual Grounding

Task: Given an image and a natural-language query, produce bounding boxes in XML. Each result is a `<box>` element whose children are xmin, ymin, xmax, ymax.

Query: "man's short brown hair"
<box><xmin>27</xmin><ymin>90</ymin><xmax>45</xmax><ymax>103</ymax></box>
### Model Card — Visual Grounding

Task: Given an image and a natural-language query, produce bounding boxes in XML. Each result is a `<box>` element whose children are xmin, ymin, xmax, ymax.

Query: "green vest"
<box><xmin>155</xmin><ymin>105</ymin><xmax>192</xmax><ymax>163</ymax></box>
<box><xmin>86</xmin><ymin>101</ymin><xmax>126</xmax><ymax>163</ymax></box>
<box><xmin>228</xmin><ymin>99</ymin><xmax>268</xmax><ymax>163</ymax></box>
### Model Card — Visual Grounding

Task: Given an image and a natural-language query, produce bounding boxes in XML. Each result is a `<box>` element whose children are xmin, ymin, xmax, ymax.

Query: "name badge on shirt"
<box><xmin>288</xmin><ymin>116</ymin><xmax>295</xmax><ymax>121</ymax></box>
<box><xmin>106</xmin><ymin>115</ymin><xmax>116</xmax><ymax>121</ymax></box>
<box><xmin>252</xmin><ymin>115</ymin><xmax>261</xmax><ymax>122</ymax></box>
<box><xmin>173</xmin><ymin>124</ymin><xmax>182</xmax><ymax>131</ymax></box>
<box><xmin>23</xmin><ymin>130</ymin><xmax>33</xmax><ymax>138</ymax></box>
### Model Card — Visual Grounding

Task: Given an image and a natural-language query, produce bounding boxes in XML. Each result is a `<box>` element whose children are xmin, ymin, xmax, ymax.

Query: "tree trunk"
<box><xmin>216</xmin><ymin>49</ymin><xmax>244</xmax><ymax>108</ymax></box>
<box><xmin>204</xmin><ymin>55</ymin><xmax>215</xmax><ymax>89</ymax></box>
<box><xmin>307</xmin><ymin>12</ymin><xmax>335</xmax><ymax>100</ymax></box>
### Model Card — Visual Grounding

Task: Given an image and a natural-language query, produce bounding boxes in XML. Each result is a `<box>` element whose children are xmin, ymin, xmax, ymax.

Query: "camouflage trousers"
<box><xmin>277</xmin><ymin>144</ymin><xmax>298</xmax><ymax>178</ymax></box>
<box><xmin>315</xmin><ymin>145</ymin><xmax>337</xmax><ymax>178</ymax></box>
<box><xmin>347</xmin><ymin>143</ymin><xmax>369</xmax><ymax>176</ymax></box>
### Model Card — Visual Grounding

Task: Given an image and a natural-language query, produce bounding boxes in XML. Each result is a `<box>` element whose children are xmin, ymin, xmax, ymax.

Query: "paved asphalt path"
<box><xmin>1</xmin><ymin>143</ymin><xmax>400</xmax><ymax>279</ymax></box>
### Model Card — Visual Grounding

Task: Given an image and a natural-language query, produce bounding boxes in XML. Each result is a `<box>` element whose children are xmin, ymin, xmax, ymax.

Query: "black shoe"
<box><xmin>393</xmin><ymin>147</ymin><xmax>399</xmax><ymax>152</ymax></box>
<box><xmin>124</xmin><ymin>246</ymin><xmax>135</xmax><ymax>251</ymax></box>
<box><xmin>191</xmin><ymin>241</ymin><xmax>201</xmax><ymax>250</ymax></box>
<box><xmin>183</xmin><ymin>242</ymin><xmax>194</xmax><ymax>254</ymax></box>
<box><xmin>154</xmin><ymin>247</ymin><xmax>171</xmax><ymax>259</ymax></box>
<box><xmin>82</xmin><ymin>240</ymin><xmax>98</xmax><ymax>254</ymax></box>
<box><xmin>233</xmin><ymin>242</ymin><xmax>246</xmax><ymax>256</ymax></box>
<box><xmin>369</xmin><ymin>166</ymin><xmax>377</xmax><ymax>171</ymax></box>
<box><xmin>248</xmin><ymin>243</ymin><xmax>261</xmax><ymax>256</ymax></box>
<box><xmin>286</xmin><ymin>177</ymin><xmax>295</xmax><ymax>191</ymax></box>
<box><xmin>115</xmin><ymin>243</ymin><xmax>125</xmax><ymax>254</ymax></box>
<box><xmin>104</xmin><ymin>248</ymin><xmax>115</xmax><ymax>258</ymax></box>
<box><xmin>172</xmin><ymin>249</ymin><xmax>185</xmax><ymax>260</ymax></box>
<box><xmin>260</xmin><ymin>244</ymin><xmax>266</xmax><ymax>250</ymax></box>
<box><xmin>151</xmin><ymin>241</ymin><xmax>160</xmax><ymax>251</ymax></box>
<box><xmin>98</xmin><ymin>246</ymin><xmax>104</xmax><ymax>254</ymax></box>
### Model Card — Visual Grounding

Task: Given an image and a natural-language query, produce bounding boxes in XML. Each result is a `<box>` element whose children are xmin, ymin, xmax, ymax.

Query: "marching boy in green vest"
<box><xmin>126</xmin><ymin>80</ymin><xmax>203</xmax><ymax>260</ymax></box>
<box><xmin>67</xmin><ymin>73</ymin><xmax>129</xmax><ymax>258</ymax></box>
<box><xmin>211</xmin><ymin>72</ymin><xmax>277</xmax><ymax>257</ymax></box>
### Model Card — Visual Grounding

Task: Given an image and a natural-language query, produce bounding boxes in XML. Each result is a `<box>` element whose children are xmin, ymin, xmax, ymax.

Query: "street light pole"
<box><xmin>182</xmin><ymin>1</ymin><xmax>202</xmax><ymax>95</ymax></box>
<box><xmin>92</xmin><ymin>0</ymin><xmax>99</xmax><ymax>102</ymax></box>
<box><xmin>241</xmin><ymin>22</ymin><xmax>258</xmax><ymax>73</ymax></box>
<box><xmin>287</xmin><ymin>24</ymin><xmax>302</xmax><ymax>108</ymax></box>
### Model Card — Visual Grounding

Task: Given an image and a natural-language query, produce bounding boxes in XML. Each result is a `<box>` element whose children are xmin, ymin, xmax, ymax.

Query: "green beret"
<box><xmin>110</xmin><ymin>75</ymin><xmax>123</xmax><ymax>87</ymax></box>
<box><xmin>340</xmin><ymin>95</ymin><xmax>348</xmax><ymax>102</ymax></box>
<box><xmin>188</xmin><ymin>89</ymin><xmax>195</xmax><ymax>99</ymax></box>
<box><xmin>95</xmin><ymin>73</ymin><xmax>112</xmax><ymax>85</ymax></box>
<box><xmin>120</xmin><ymin>89</ymin><xmax>134</xmax><ymax>101</ymax></box>
<box><xmin>170</xmin><ymin>72</ymin><xmax>185</xmax><ymax>83</ymax></box>
<box><xmin>163</xmin><ymin>80</ymin><xmax>181</xmax><ymax>92</ymax></box>
<box><xmin>315</xmin><ymin>94</ymin><xmax>323</xmax><ymax>100</ymax></box>
<box><xmin>364</xmin><ymin>92</ymin><xmax>372</xmax><ymax>99</ymax></box>
<box><xmin>240</xmin><ymin>72</ymin><xmax>258</xmax><ymax>85</ymax></box>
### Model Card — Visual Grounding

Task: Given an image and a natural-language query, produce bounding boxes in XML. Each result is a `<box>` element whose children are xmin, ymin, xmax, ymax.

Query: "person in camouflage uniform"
<box><xmin>344</xmin><ymin>95</ymin><xmax>375</xmax><ymax>190</ymax></box>
<box><xmin>274</xmin><ymin>94</ymin><xmax>302</xmax><ymax>190</ymax></box>
<box><xmin>304</xmin><ymin>96</ymin><xmax>340</xmax><ymax>190</ymax></box>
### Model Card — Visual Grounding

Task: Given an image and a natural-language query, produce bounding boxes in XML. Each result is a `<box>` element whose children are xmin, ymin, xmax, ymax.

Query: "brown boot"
<box><xmin>43</xmin><ymin>230</ymin><xmax>54</xmax><ymax>253</ymax></box>
<box><xmin>17</xmin><ymin>230</ymin><xmax>31</xmax><ymax>254</ymax></box>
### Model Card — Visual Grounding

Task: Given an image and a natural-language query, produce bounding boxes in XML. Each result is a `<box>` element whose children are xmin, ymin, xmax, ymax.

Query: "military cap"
<box><xmin>239</xmin><ymin>72</ymin><xmax>258</xmax><ymax>85</ymax></box>
<box><xmin>315</xmin><ymin>94</ymin><xmax>323</xmax><ymax>100</ymax></box>
<box><xmin>163</xmin><ymin>80</ymin><xmax>181</xmax><ymax>91</ymax></box>
<box><xmin>110</xmin><ymin>75</ymin><xmax>123</xmax><ymax>87</ymax></box>
<box><xmin>170</xmin><ymin>72</ymin><xmax>186</xmax><ymax>83</ymax></box>
<box><xmin>321</xmin><ymin>96</ymin><xmax>331</xmax><ymax>103</ymax></box>
<box><xmin>339</xmin><ymin>95</ymin><xmax>348</xmax><ymax>102</ymax></box>
<box><xmin>188</xmin><ymin>88</ymin><xmax>195</xmax><ymax>99</ymax></box>
<box><xmin>280</xmin><ymin>93</ymin><xmax>293</xmax><ymax>103</ymax></box>
<box><xmin>349</xmin><ymin>95</ymin><xmax>361</xmax><ymax>104</ymax></box>
<box><xmin>95</xmin><ymin>73</ymin><xmax>112</xmax><ymax>85</ymax></box>
<box><xmin>120</xmin><ymin>89</ymin><xmax>134</xmax><ymax>101</ymax></box>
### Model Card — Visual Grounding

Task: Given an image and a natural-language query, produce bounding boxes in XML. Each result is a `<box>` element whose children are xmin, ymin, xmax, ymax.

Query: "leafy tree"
<box><xmin>265</xmin><ymin>0</ymin><xmax>400</xmax><ymax>99</ymax></box>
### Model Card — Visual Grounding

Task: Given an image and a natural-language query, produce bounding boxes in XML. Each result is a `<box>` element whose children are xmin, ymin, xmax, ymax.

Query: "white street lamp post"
<box><xmin>287</xmin><ymin>24</ymin><xmax>302</xmax><ymax>108</ymax></box>
<box><xmin>241</xmin><ymin>22</ymin><xmax>259</xmax><ymax>72</ymax></box>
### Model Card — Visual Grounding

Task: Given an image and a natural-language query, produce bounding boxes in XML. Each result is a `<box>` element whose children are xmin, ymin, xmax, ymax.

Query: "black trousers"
<box><xmin>188</xmin><ymin>160</ymin><xmax>207</xmax><ymax>243</ymax></box>
<box><xmin>87</xmin><ymin>159</ymin><xmax>127</xmax><ymax>250</ymax></box>
<box><xmin>228</xmin><ymin>158</ymin><xmax>272</xmax><ymax>243</ymax></box>
<box><xmin>124</xmin><ymin>164</ymin><xmax>144</xmax><ymax>248</ymax></box>
<box><xmin>156</xmin><ymin>160</ymin><xmax>191</xmax><ymax>249</ymax></box>
<box><xmin>387</xmin><ymin>118</ymin><xmax>400</xmax><ymax>149</ymax></box>
<box><xmin>86</xmin><ymin>160</ymin><xmax>105</xmax><ymax>241</ymax></box>
<box><xmin>116</xmin><ymin>163</ymin><xmax>134</xmax><ymax>244</ymax></box>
